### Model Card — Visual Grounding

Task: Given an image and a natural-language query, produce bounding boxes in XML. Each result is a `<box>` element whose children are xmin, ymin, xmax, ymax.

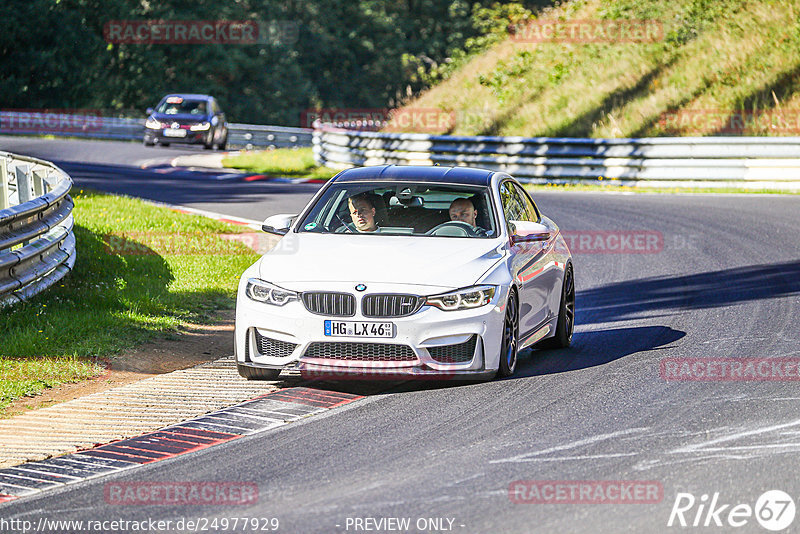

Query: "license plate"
<box><xmin>163</xmin><ymin>128</ymin><xmax>186</xmax><ymax>137</ymax></box>
<box><xmin>324</xmin><ymin>320</ymin><xmax>394</xmax><ymax>338</ymax></box>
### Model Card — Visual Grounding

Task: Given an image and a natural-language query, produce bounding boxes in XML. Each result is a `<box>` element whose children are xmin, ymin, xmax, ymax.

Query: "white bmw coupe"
<box><xmin>235</xmin><ymin>165</ymin><xmax>574</xmax><ymax>380</ymax></box>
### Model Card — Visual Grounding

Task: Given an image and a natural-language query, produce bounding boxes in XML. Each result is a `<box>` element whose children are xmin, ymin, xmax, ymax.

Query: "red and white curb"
<box><xmin>0</xmin><ymin>387</ymin><xmax>361</xmax><ymax>504</ymax></box>
<box><xmin>159</xmin><ymin>203</ymin><xmax>262</xmax><ymax>229</ymax></box>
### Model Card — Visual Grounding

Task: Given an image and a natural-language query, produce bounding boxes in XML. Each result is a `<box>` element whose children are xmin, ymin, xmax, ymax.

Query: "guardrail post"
<box><xmin>0</xmin><ymin>158</ymin><xmax>8</xmax><ymax>209</ymax></box>
<box><xmin>33</xmin><ymin>169</ymin><xmax>45</xmax><ymax>197</ymax></box>
<box><xmin>16</xmin><ymin>165</ymin><xmax>32</xmax><ymax>204</ymax></box>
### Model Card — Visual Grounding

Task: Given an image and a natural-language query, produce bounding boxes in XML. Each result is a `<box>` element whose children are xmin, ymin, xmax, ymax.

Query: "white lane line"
<box><xmin>672</xmin><ymin>418</ymin><xmax>800</xmax><ymax>453</ymax></box>
<box><xmin>497</xmin><ymin>453</ymin><xmax>638</xmax><ymax>462</ymax></box>
<box><xmin>489</xmin><ymin>427</ymin><xmax>649</xmax><ymax>464</ymax></box>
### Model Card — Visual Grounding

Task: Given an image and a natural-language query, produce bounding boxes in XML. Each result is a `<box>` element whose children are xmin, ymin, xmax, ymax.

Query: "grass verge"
<box><xmin>223</xmin><ymin>147</ymin><xmax>338</xmax><ymax>180</ymax></box>
<box><xmin>0</xmin><ymin>190</ymin><xmax>259</xmax><ymax>417</ymax></box>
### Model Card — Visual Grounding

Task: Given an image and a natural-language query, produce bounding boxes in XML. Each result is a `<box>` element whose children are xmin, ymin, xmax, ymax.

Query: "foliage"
<box><xmin>0</xmin><ymin>0</ymin><xmax>552</xmax><ymax>125</ymax></box>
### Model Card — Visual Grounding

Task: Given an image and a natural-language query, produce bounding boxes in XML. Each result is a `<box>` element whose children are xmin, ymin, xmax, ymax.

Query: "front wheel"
<box><xmin>497</xmin><ymin>290</ymin><xmax>519</xmax><ymax>378</ymax></box>
<box><xmin>538</xmin><ymin>263</ymin><xmax>575</xmax><ymax>349</ymax></box>
<box><xmin>237</xmin><ymin>364</ymin><xmax>281</xmax><ymax>380</ymax></box>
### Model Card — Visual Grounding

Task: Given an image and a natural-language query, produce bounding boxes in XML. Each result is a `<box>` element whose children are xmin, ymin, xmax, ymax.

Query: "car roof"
<box><xmin>332</xmin><ymin>165</ymin><xmax>495</xmax><ymax>186</ymax></box>
<box><xmin>160</xmin><ymin>93</ymin><xmax>213</xmax><ymax>101</ymax></box>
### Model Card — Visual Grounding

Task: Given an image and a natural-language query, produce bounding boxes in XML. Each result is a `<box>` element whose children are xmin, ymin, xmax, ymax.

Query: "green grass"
<box><xmin>0</xmin><ymin>191</ymin><xmax>259</xmax><ymax>416</ymax></box>
<box><xmin>394</xmin><ymin>0</ymin><xmax>800</xmax><ymax>138</ymax></box>
<box><xmin>223</xmin><ymin>147</ymin><xmax>338</xmax><ymax>180</ymax></box>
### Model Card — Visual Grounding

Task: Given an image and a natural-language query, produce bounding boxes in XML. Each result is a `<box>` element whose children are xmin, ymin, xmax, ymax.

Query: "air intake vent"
<box><xmin>301</xmin><ymin>292</ymin><xmax>356</xmax><ymax>317</ymax></box>
<box><xmin>428</xmin><ymin>335</ymin><xmax>477</xmax><ymax>364</ymax></box>
<box><xmin>362</xmin><ymin>294</ymin><xmax>424</xmax><ymax>318</ymax></box>
<box><xmin>303</xmin><ymin>342</ymin><xmax>417</xmax><ymax>361</ymax></box>
<box><xmin>254</xmin><ymin>330</ymin><xmax>297</xmax><ymax>358</ymax></box>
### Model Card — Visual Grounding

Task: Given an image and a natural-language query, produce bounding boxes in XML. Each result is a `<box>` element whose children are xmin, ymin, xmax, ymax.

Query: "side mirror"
<box><xmin>262</xmin><ymin>214</ymin><xmax>297</xmax><ymax>236</ymax></box>
<box><xmin>146</xmin><ymin>107</ymin><xmax>154</xmax><ymax>115</ymax></box>
<box><xmin>509</xmin><ymin>221</ymin><xmax>550</xmax><ymax>244</ymax></box>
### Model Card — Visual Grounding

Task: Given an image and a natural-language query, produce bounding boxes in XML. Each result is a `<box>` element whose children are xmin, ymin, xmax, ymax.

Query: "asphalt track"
<box><xmin>2</xmin><ymin>137</ymin><xmax>800</xmax><ymax>533</ymax></box>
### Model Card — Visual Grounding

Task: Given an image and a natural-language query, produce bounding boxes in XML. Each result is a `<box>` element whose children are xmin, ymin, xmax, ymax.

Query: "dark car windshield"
<box><xmin>156</xmin><ymin>98</ymin><xmax>207</xmax><ymax>115</ymax></box>
<box><xmin>298</xmin><ymin>182</ymin><xmax>497</xmax><ymax>238</ymax></box>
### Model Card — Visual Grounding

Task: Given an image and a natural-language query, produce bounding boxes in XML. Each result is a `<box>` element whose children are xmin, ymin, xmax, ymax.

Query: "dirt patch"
<box><xmin>3</xmin><ymin>310</ymin><xmax>235</xmax><ymax>418</ymax></box>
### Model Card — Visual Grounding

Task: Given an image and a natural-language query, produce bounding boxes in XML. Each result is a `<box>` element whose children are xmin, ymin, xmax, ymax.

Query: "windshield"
<box><xmin>298</xmin><ymin>182</ymin><xmax>497</xmax><ymax>238</ymax></box>
<box><xmin>156</xmin><ymin>98</ymin><xmax>207</xmax><ymax>115</ymax></box>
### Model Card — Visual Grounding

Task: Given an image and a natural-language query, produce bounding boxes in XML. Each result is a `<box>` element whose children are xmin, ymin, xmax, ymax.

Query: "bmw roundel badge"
<box><xmin>355</xmin><ymin>284</ymin><xmax>367</xmax><ymax>292</ymax></box>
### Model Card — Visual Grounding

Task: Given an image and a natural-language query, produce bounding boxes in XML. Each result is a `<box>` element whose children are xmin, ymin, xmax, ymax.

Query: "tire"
<box><xmin>218</xmin><ymin>134</ymin><xmax>227</xmax><ymax>151</ymax></box>
<box><xmin>204</xmin><ymin>131</ymin><xmax>214</xmax><ymax>150</ymax></box>
<box><xmin>497</xmin><ymin>290</ymin><xmax>519</xmax><ymax>378</ymax></box>
<box><xmin>143</xmin><ymin>138</ymin><xmax>155</xmax><ymax>147</ymax></box>
<box><xmin>160</xmin><ymin>142</ymin><xmax>170</xmax><ymax>147</ymax></box>
<box><xmin>538</xmin><ymin>263</ymin><xmax>575</xmax><ymax>349</ymax></box>
<box><xmin>237</xmin><ymin>363</ymin><xmax>281</xmax><ymax>380</ymax></box>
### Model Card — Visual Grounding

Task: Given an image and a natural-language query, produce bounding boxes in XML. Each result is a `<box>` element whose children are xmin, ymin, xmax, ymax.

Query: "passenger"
<box><xmin>346</xmin><ymin>193</ymin><xmax>379</xmax><ymax>233</ymax></box>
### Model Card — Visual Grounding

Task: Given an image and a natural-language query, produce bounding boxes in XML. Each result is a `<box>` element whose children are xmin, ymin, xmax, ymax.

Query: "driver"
<box><xmin>449</xmin><ymin>198</ymin><xmax>489</xmax><ymax>235</ymax></box>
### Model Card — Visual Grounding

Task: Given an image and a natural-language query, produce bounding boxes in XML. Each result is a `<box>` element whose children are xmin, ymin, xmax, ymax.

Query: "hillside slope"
<box><xmin>391</xmin><ymin>0</ymin><xmax>800</xmax><ymax>137</ymax></box>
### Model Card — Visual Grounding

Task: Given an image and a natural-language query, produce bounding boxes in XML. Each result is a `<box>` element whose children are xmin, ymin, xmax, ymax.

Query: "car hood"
<box><xmin>257</xmin><ymin>233</ymin><xmax>505</xmax><ymax>290</ymax></box>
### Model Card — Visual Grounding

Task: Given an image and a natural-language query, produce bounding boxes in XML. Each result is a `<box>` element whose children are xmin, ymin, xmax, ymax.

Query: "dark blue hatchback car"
<box><xmin>143</xmin><ymin>94</ymin><xmax>228</xmax><ymax>150</ymax></box>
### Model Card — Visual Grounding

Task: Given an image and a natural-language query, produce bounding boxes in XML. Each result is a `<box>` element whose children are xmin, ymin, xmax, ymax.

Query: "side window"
<box><xmin>499</xmin><ymin>182</ymin><xmax>526</xmax><ymax>228</ymax></box>
<box><xmin>513</xmin><ymin>183</ymin><xmax>540</xmax><ymax>222</ymax></box>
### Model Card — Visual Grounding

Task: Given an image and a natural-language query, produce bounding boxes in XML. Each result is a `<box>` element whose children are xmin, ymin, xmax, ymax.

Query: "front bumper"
<box><xmin>235</xmin><ymin>283</ymin><xmax>508</xmax><ymax>380</ymax></box>
<box><xmin>144</xmin><ymin>127</ymin><xmax>208</xmax><ymax>145</ymax></box>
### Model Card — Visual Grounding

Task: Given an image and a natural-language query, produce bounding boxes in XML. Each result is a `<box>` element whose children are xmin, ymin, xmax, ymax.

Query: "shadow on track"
<box><xmin>518</xmin><ymin>325</ymin><xmax>685</xmax><ymax>378</ymax></box>
<box><xmin>577</xmin><ymin>260</ymin><xmax>800</xmax><ymax>325</ymax></box>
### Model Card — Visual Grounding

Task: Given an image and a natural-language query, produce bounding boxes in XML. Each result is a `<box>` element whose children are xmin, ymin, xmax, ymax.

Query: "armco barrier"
<box><xmin>312</xmin><ymin>124</ymin><xmax>800</xmax><ymax>190</ymax></box>
<box><xmin>0</xmin><ymin>111</ymin><xmax>312</xmax><ymax>149</ymax></box>
<box><xmin>0</xmin><ymin>152</ymin><xmax>75</xmax><ymax>308</ymax></box>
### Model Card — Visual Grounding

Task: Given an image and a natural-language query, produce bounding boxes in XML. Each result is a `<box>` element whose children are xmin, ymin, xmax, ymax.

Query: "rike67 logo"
<box><xmin>668</xmin><ymin>490</ymin><xmax>796</xmax><ymax>531</ymax></box>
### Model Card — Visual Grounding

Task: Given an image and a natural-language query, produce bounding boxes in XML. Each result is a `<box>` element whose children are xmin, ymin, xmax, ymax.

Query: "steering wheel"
<box><xmin>425</xmin><ymin>221</ymin><xmax>479</xmax><ymax>237</ymax></box>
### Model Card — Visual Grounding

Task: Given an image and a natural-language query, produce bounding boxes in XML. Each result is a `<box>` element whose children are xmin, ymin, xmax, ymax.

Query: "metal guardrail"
<box><xmin>313</xmin><ymin>124</ymin><xmax>800</xmax><ymax>190</ymax></box>
<box><xmin>227</xmin><ymin>122</ymin><xmax>313</xmax><ymax>149</ymax></box>
<box><xmin>0</xmin><ymin>152</ymin><xmax>75</xmax><ymax>308</ymax></box>
<box><xmin>0</xmin><ymin>111</ymin><xmax>313</xmax><ymax>149</ymax></box>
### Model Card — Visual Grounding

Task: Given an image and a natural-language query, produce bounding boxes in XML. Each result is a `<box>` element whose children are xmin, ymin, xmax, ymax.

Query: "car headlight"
<box><xmin>145</xmin><ymin>117</ymin><xmax>162</xmax><ymax>129</ymax></box>
<box><xmin>426</xmin><ymin>285</ymin><xmax>496</xmax><ymax>311</ymax></box>
<box><xmin>245</xmin><ymin>278</ymin><xmax>298</xmax><ymax>306</ymax></box>
<box><xmin>190</xmin><ymin>122</ymin><xmax>211</xmax><ymax>131</ymax></box>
